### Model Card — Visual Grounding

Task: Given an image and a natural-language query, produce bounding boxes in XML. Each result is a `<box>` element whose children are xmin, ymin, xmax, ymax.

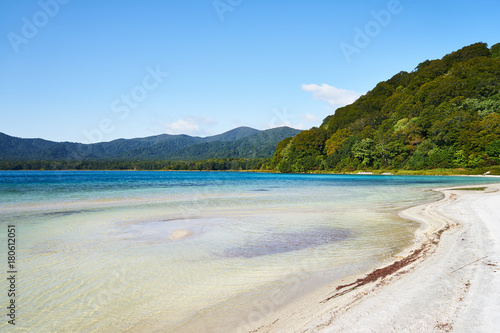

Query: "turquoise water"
<box><xmin>1</xmin><ymin>171</ymin><xmax>498</xmax><ymax>332</ymax></box>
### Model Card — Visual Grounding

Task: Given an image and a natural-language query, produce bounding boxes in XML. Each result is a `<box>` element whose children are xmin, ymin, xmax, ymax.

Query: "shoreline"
<box><xmin>4</xmin><ymin>173</ymin><xmax>499</xmax><ymax>331</ymax></box>
<box><xmin>2</xmin><ymin>168</ymin><xmax>500</xmax><ymax>177</ymax></box>
<box><xmin>237</xmin><ymin>183</ymin><xmax>500</xmax><ymax>332</ymax></box>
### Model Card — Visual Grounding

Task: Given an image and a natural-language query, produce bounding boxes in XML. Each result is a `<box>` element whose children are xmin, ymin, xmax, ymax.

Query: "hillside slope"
<box><xmin>0</xmin><ymin>126</ymin><xmax>300</xmax><ymax>161</ymax></box>
<box><xmin>167</xmin><ymin>127</ymin><xmax>301</xmax><ymax>160</ymax></box>
<box><xmin>271</xmin><ymin>42</ymin><xmax>500</xmax><ymax>172</ymax></box>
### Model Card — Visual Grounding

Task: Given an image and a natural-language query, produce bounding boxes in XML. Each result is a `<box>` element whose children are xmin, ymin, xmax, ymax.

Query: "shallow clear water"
<box><xmin>1</xmin><ymin>171</ymin><xmax>498</xmax><ymax>332</ymax></box>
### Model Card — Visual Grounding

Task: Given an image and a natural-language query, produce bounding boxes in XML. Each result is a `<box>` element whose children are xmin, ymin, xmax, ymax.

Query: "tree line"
<box><xmin>271</xmin><ymin>43</ymin><xmax>500</xmax><ymax>173</ymax></box>
<box><xmin>0</xmin><ymin>158</ymin><xmax>271</xmax><ymax>171</ymax></box>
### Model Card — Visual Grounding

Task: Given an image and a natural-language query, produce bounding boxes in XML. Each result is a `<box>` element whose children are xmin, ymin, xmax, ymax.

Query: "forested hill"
<box><xmin>0</xmin><ymin>126</ymin><xmax>300</xmax><ymax>161</ymax></box>
<box><xmin>271</xmin><ymin>42</ymin><xmax>500</xmax><ymax>173</ymax></box>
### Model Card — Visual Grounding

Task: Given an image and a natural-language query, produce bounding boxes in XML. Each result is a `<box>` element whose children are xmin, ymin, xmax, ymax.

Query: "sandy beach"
<box><xmin>4</xmin><ymin>172</ymin><xmax>499</xmax><ymax>332</ymax></box>
<box><xmin>243</xmin><ymin>183</ymin><xmax>500</xmax><ymax>332</ymax></box>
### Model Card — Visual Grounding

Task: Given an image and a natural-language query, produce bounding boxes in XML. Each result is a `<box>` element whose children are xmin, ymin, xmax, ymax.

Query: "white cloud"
<box><xmin>162</xmin><ymin>116</ymin><xmax>217</xmax><ymax>136</ymax></box>
<box><xmin>301</xmin><ymin>83</ymin><xmax>363</xmax><ymax>107</ymax></box>
<box><xmin>165</xmin><ymin>119</ymin><xmax>199</xmax><ymax>133</ymax></box>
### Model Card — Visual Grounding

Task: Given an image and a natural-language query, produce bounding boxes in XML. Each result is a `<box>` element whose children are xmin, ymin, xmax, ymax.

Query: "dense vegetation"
<box><xmin>0</xmin><ymin>158</ymin><xmax>271</xmax><ymax>171</ymax></box>
<box><xmin>0</xmin><ymin>126</ymin><xmax>300</xmax><ymax>161</ymax></box>
<box><xmin>271</xmin><ymin>43</ymin><xmax>500</xmax><ymax>173</ymax></box>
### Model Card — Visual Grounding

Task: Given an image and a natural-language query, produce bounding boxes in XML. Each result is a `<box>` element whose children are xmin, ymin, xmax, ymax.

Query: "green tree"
<box><xmin>492</xmin><ymin>43</ymin><xmax>500</xmax><ymax>59</ymax></box>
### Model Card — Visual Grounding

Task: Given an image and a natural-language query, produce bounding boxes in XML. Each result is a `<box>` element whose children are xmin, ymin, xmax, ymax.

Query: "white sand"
<box><xmin>245</xmin><ymin>184</ymin><xmax>500</xmax><ymax>332</ymax></box>
<box><xmin>169</xmin><ymin>229</ymin><xmax>194</xmax><ymax>240</ymax></box>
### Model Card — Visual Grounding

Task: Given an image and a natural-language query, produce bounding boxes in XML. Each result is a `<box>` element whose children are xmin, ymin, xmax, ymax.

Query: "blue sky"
<box><xmin>1</xmin><ymin>0</ymin><xmax>499</xmax><ymax>143</ymax></box>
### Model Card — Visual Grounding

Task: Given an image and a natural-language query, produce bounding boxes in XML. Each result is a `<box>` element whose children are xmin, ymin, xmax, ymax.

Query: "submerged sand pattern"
<box><xmin>1</xmin><ymin>172</ymin><xmax>499</xmax><ymax>332</ymax></box>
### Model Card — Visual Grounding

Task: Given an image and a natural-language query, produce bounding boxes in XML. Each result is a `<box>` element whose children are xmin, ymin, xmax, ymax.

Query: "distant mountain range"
<box><xmin>0</xmin><ymin>126</ymin><xmax>301</xmax><ymax>161</ymax></box>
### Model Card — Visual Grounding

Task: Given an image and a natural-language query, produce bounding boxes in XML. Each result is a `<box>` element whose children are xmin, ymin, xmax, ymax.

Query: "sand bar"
<box><xmin>245</xmin><ymin>184</ymin><xmax>500</xmax><ymax>332</ymax></box>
